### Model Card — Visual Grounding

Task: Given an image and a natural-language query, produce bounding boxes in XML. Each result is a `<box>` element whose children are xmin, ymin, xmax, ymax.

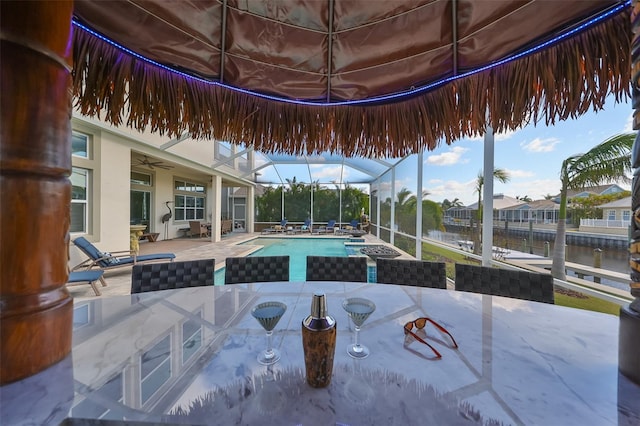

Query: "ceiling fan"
<box><xmin>136</xmin><ymin>155</ymin><xmax>174</xmax><ymax>170</ymax></box>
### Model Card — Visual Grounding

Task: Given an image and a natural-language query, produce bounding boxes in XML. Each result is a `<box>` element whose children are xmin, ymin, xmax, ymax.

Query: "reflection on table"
<box><xmin>1</xmin><ymin>282</ymin><xmax>639</xmax><ymax>425</ymax></box>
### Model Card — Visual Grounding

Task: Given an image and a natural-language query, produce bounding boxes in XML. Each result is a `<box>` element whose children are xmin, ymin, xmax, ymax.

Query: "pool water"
<box><xmin>214</xmin><ymin>237</ymin><xmax>376</xmax><ymax>284</ymax></box>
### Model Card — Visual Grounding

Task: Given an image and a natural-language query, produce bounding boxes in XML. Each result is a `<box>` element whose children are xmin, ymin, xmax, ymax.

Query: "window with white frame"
<box><xmin>70</xmin><ymin>167</ymin><xmax>89</xmax><ymax>233</ymax></box>
<box><xmin>607</xmin><ymin>210</ymin><xmax>616</xmax><ymax>221</ymax></box>
<box><xmin>71</xmin><ymin>372</ymin><xmax>123</xmax><ymax>419</ymax></box>
<box><xmin>72</xmin><ymin>131</ymin><xmax>90</xmax><ymax>158</ymax></box>
<box><xmin>623</xmin><ymin>210</ymin><xmax>631</xmax><ymax>221</ymax></box>
<box><xmin>73</xmin><ymin>303</ymin><xmax>92</xmax><ymax>330</ymax></box>
<box><xmin>140</xmin><ymin>335</ymin><xmax>171</xmax><ymax>405</ymax></box>
<box><xmin>70</xmin><ymin>130</ymin><xmax>94</xmax><ymax>234</ymax></box>
<box><xmin>174</xmin><ymin>179</ymin><xmax>206</xmax><ymax>221</ymax></box>
<box><xmin>131</xmin><ymin>171</ymin><xmax>152</xmax><ymax>186</ymax></box>
<box><xmin>182</xmin><ymin>310</ymin><xmax>203</xmax><ymax>364</ymax></box>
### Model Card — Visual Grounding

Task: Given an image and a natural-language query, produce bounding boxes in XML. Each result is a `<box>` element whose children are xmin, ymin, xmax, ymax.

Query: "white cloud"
<box><xmin>426</xmin><ymin>147</ymin><xmax>469</xmax><ymax>166</ymax></box>
<box><xmin>520</xmin><ymin>137</ymin><xmax>560</xmax><ymax>153</ymax></box>
<box><xmin>504</xmin><ymin>169</ymin><xmax>535</xmax><ymax>178</ymax></box>
<box><xmin>495</xmin><ymin>128</ymin><xmax>518</xmax><ymax>142</ymax></box>
<box><xmin>624</xmin><ymin>112</ymin><xmax>633</xmax><ymax>132</ymax></box>
<box><xmin>310</xmin><ymin>165</ymin><xmax>347</xmax><ymax>180</ymax></box>
<box><xmin>426</xmin><ymin>178</ymin><xmax>477</xmax><ymax>205</ymax></box>
<box><xmin>506</xmin><ymin>179</ymin><xmax>560</xmax><ymax>200</ymax></box>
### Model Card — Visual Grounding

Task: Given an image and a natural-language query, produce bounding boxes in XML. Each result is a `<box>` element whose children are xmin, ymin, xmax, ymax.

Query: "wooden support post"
<box><xmin>620</xmin><ymin>0</ymin><xmax>640</xmax><ymax>385</ymax></box>
<box><xmin>0</xmin><ymin>0</ymin><xmax>74</xmax><ymax>384</ymax></box>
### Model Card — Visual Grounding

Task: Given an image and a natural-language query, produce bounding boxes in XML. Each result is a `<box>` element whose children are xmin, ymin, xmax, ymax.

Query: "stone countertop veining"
<box><xmin>1</xmin><ymin>281</ymin><xmax>639</xmax><ymax>425</ymax></box>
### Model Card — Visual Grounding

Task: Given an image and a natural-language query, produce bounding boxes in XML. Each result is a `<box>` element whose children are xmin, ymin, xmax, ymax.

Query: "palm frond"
<box><xmin>565</xmin><ymin>133</ymin><xmax>634</xmax><ymax>189</ymax></box>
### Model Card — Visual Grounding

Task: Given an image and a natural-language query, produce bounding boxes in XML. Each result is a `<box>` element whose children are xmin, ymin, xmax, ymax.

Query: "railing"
<box><xmin>580</xmin><ymin>219</ymin><xmax>630</xmax><ymax>228</ymax></box>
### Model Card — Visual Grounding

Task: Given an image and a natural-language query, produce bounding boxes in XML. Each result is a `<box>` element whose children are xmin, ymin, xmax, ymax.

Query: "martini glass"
<box><xmin>251</xmin><ymin>301</ymin><xmax>287</xmax><ymax>365</ymax></box>
<box><xmin>342</xmin><ymin>297</ymin><xmax>376</xmax><ymax>359</ymax></box>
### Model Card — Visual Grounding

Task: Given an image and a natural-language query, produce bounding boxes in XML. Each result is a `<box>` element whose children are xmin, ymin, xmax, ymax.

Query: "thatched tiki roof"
<box><xmin>72</xmin><ymin>1</ymin><xmax>630</xmax><ymax>158</ymax></box>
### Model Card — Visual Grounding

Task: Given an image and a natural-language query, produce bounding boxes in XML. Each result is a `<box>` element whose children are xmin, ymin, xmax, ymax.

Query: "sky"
<box><xmin>255</xmin><ymin>94</ymin><xmax>634</xmax><ymax>207</ymax></box>
<box><xmin>422</xmin><ymin>95</ymin><xmax>634</xmax><ymax>205</ymax></box>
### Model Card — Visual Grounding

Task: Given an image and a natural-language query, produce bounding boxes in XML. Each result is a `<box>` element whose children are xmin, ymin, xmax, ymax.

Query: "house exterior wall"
<box><xmin>68</xmin><ymin>113</ymin><xmax>255</xmax><ymax>269</ymax></box>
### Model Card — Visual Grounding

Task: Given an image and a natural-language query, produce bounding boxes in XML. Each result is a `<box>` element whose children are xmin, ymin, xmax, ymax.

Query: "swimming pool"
<box><xmin>214</xmin><ymin>237</ymin><xmax>375</xmax><ymax>284</ymax></box>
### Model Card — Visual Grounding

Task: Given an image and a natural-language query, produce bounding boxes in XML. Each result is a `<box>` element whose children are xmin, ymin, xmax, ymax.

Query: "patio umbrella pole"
<box><xmin>0</xmin><ymin>1</ymin><xmax>74</xmax><ymax>384</ymax></box>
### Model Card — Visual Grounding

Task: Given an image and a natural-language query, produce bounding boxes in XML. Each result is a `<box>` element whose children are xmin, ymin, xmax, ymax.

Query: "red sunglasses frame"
<box><xmin>403</xmin><ymin>317</ymin><xmax>458</xmax><ymax>359</ymax></box>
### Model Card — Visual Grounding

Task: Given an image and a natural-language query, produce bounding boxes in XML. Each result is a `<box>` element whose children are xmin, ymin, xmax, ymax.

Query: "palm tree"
<box><xmin>473</xmin><ymin>168</ymin><xmax>510</xmax><ymax>253</ymax></box>
<box><xmin>551</xmin><ymin>133</ymin><xmax>634</xmax><ymax>279</ymax></box>
<box><xmin>442</xmin><ymin>197</ymin><xmax>463</xmax><ymax>211</ymax></box>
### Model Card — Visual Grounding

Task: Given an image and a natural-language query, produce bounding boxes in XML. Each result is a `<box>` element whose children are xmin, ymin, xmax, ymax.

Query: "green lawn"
<box><xmin>420</xmin><ymin>241</ymin><xmax>621</xmax><ymax>316</ymax></box>
<box><xmin>554</xmin><ymin>292</ymin><xmax>620</xmax><ymax>316</ymax></box>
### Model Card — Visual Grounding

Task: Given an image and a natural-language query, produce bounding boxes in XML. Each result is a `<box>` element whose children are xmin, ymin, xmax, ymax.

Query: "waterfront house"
<box><xmin>579</xmin><ymin>196</ymin><xmax>632</xmax><ymax>235</ymax></box>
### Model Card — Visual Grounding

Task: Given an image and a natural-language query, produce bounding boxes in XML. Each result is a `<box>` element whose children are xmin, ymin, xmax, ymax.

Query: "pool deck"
<box><xmin>68</xmin><ymin>232</ymin><xmax>407</xmax><ymax>300</ymax></box>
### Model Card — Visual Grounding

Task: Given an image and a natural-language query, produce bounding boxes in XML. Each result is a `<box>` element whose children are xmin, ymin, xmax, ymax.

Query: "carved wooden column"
<box><xmin>0</xmin><ymin>1</ymin><xmax>74</xmax><ymax>384</ymax></box>
<box><xmin>620</xmin><ymin>0</ymin><xmax>640</xmax><ymax>385</ymax></box>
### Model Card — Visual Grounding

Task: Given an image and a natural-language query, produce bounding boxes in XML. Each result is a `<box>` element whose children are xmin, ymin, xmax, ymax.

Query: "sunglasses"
<box><xmin>403</xmin><ymin>317</ymin><xmax>458</xmax><ymax>359</ymax></box>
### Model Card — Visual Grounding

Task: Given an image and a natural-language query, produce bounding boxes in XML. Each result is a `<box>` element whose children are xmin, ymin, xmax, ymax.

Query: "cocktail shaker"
<box><xmin>302</xmin><ymin>292</ymin><xmax>336</xmax><ymax>388</ymax></box>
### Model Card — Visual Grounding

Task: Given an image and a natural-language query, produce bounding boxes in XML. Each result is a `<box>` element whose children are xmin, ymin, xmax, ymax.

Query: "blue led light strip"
<box><xmin>72</xmin><ymin>1</ymin><xmax>629</xmax><ymax>107</ymax></box>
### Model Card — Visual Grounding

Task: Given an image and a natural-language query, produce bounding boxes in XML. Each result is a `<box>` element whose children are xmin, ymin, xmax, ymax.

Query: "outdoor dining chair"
<box><xmin>306</xmin><ymin>256</ymin><xmax>368</xmax><ymax>282</ymax></box>
<box><xmin>454</xmin><ymin>263</ymin><xmax>555</xmax><ymax>304</ymax></box>
<box><xmin>189</xmin><ymin>220</ymin><xmax>209</xmax><ymax>238</ymax></box>
<box><xmin>376</xmin><ymin>258</ymin><xmax>447</xmax><ymax>289</ymax></box>
<box><xmin>131</xmin><ymin>259</ymin><xmax>215</xmax><ymax>293</ymax></box>
<box><xmin>224</xmin><ymin>256</ymin><xmax>290</xmax><ymax>284</ymax></box>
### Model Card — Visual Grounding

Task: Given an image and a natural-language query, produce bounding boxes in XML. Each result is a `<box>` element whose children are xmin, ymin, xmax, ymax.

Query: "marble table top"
<box><xmin>2</xmin><ymin>282</ymin><xmax>639</xmax><ymax>425</ymax></box>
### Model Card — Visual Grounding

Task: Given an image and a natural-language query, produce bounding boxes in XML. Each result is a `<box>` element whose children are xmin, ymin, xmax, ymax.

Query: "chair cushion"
<box><xmin>68</xmin><ymin>270</ymin><xmax>103</xmax><ymax>283</ymax></box>
<box><xmin>74</xmin><ymin>237</ymin><xmax>108</xmax><ymax>266</ymax></box>
<box><xmin>136</xmin><ymin>253</ymin><xmax>176</xmax><ymax>263</ymax></box>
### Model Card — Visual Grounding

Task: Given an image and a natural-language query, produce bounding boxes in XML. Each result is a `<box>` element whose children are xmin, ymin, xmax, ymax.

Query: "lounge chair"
<box><xmin>72</xmin><ymin>236</ymin><xmax>175</xmax><ymax>273</ymax></box>
<box><xmin>66</xmin><ymin>270</ymin><xmax>106</xmax><ymax>296</ymax></box>
<box><xmin>294</xmin><ymin>218</ymin><xmax>311</xmax><ymax>233</ymax></box>
<box><xmin>317</xmin><ymin>220</ymin><xmax>336</xmax><ymax>234</ymax></box>
<box><xmin>337</xmin><ymin>219</ymin><xmax>362</xmax><ymax>235</ymax></box>
<box><xmin>262</xmin><ymin>219</ymin><xmax>288</xmax><ymax>234</ymax></box>
<box><xmin>131</xmin><ymin>259</ymin><xmax>215</xmax><ymax>293</ymax></box>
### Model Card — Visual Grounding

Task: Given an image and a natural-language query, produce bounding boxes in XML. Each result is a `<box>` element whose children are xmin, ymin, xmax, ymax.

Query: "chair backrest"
<box><xmin>280</xmin><ymin>219</ymin><xmax>288</xmax><ymax>227</ymax></box>
<box><xmin>131</xmin><ymin>259</ymin><xmax>215</xmax><ymax>293</ymax></box>
<box><xmin>225</xmin><ymin>256</ymin><xmax>290</xmax><ymax>284</ymax></box>
<box><xmin>304</xmin><ymin>218</ymin><xmax>311</xmax><ymax>227</ymax></box>
<box><xmin>376</xmin><ymin>258</ymin><xmax>446</xmax><ymax>289</ymax></box>
<box><xmin>454</xmin><ymin>263</ymin><xmax>555</xmax><ymax>304</ymax></box>
<box><xmin>327</xmin><ymin>220</ymin><xmax>336</xmax><ymax>228</ymax></box>
<box><xmin>306</xmin><ymin>256</ymin><xmax>368</xmax><ymax>282</ymax></box>
<box><xmin>349</xmin><ymin>219</ymin><xmax>359</xmax><ymax>228</ymax></box>
<box><xmin>73</xmin><ymin>236</ymin><xmax>110</xmax><ymax>267</ymax></box>
<box><xmin>189</xmin><ymin>221</ymin><xmax>203</xmax><ymax>236</ymax></box>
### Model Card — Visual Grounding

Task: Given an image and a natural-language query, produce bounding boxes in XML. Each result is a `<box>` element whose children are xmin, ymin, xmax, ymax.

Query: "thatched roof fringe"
<box><xmin>72</xmin><ymin>10</ymin><xmax>630</xmax><ymax>159</ymax></box>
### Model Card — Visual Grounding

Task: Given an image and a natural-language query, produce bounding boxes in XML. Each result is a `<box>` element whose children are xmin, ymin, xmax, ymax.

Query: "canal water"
<box><xmin>428</xmin><ymin>229</ymin><xmax>631</xmax><ymax>291</ymax></box>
